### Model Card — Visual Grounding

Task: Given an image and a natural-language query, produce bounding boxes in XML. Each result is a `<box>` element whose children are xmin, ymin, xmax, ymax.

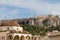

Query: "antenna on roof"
<box><xmin>5</xmin><ymin>16</ymin><xmax>7</xmax><ymax>19</ymax></box>
<box><xmin>3</xmin><ymin>16</ymin><xmax>7</xmax><ymax>20</ymax></box>
<box><xmin>5</xmin><ymin>16</ymin><xmax>8</xmax><ymax>20</ymax></box>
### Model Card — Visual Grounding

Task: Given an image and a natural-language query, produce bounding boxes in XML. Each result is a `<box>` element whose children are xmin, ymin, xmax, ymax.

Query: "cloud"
<box><xmin>0</xmin><ymin>0</ymin><xmax>60</xmax><ymax>19</ymax></box>
<box><xmin>0</xmin><ymin>5</ymin><xmax>37</xmax><ymax>19</ymax></box>
<box><xmin>0</xmin><ymin>5</ymin><xmax>23</xmax><ymax>19</ymax></box>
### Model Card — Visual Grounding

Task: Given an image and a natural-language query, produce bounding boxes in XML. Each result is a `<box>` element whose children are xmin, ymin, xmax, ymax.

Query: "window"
<box><xmin>7</xmin><ymin>28</ymin><xmax>9</xmax><ymax>30</ymax></box>
<box><xmin>17</xmin><ymin>28</ymin><xmax>18</xmax><ymax>30</ymax></box>
<box><xmin>2</xmin><ymin>36</ymin><xmax>5</xmax><ymax>40</ymax></box>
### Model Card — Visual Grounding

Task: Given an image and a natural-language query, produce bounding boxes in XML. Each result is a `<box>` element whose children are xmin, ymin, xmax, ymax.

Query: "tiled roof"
<box><xmin>0</xmin><ymin>20</ymin><xmax>20</xmax><ymax>27</ymax></box>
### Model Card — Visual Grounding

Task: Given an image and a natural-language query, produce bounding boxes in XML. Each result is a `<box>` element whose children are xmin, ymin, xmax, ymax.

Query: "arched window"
<box><xmin>26</xmin><ymin>36</ymin><xmax>30</xmax><ymax>40</ymax></box>
<box><xmin>7</xmin><ymin>35</ymin><xmax>13</xmax><ymax>40</ymax></box>
<box><xmin>34</xmin><ymin>37</ymin><xmax>36</xmax><ymax>40</ymax></box>
<box><xmin>13</xmin><ymin>35</ymin><xmax>19</xmax><ymax>40</ymax></box>
<box><xmin>20</xmin><ymin>36</ymin><xmax>24</xmax><ymax>40</ymax></box>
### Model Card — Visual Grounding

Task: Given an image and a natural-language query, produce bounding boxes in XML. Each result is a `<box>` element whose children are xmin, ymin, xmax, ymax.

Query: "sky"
<box><xmin>0</xmin><ymin>0</ymin><xmax>60</xmax><ymax>19</ymax></box>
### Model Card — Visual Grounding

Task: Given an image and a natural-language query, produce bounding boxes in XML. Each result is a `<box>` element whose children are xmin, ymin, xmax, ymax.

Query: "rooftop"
<box><xmin>0</xmin><ymin>20</ymin><xmax>20</xmax><ymax>27</ymax></box>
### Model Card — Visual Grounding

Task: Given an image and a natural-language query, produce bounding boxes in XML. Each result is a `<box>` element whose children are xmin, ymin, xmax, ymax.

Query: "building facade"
<box><xmin>0</xmin><ymin>20</ymin><xmax>33</xmax><ymax>40</ymax></box>
<box><xmin>0</xmin><ymin>20</ymin><xmax>42</xmax><ymax>40</ymax></box>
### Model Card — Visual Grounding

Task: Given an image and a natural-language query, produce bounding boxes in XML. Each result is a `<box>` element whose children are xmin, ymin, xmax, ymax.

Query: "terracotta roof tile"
<box><xmin>0</xmin><ymin>20</ymin><xmax>20</xmax><ymax>27</ymax></box>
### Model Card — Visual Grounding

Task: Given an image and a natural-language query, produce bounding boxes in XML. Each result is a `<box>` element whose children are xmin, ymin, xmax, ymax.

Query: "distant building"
<box><xmin>46</xmin><ymin>31</ymin><xmax>60</xmax><ymax>40</ymax></box>
<box><xmin>13</xmin><ymin>14</ymin><xmax>60</xmax><ymax>27</ymax></box>
<box><xmin>33</xmin><ymin>15</ymin><xmax>60</xmax><ymax>27</ymax></box>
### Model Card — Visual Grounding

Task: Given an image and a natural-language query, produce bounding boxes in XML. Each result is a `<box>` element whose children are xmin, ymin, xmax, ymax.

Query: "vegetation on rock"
<box><xmin>18</xmin><ymin>23</ymin><xmax>60</xmax><ymax>36</ymax></box>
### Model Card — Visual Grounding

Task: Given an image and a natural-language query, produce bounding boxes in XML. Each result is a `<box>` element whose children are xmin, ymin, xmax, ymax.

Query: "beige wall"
<box><xmin>0</xmin><ymin>32</ymin><xmax>7</xmax><ymax>40</ymax></box>
<box><xmin>49</xmin><ymin>36</ymin><xmax>60</xmax><ymax>40</ymax></box>
<box><xmin>0</xmin><ymin>26</ymin><xmax>23</xmax><ymax>32</ymax></box>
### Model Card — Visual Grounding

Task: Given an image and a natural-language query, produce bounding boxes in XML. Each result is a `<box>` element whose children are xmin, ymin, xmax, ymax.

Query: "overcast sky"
<box><xmin>0</xmin><ymin>0</ymin><xmax>60</xmax><ymax>19</ymax></box>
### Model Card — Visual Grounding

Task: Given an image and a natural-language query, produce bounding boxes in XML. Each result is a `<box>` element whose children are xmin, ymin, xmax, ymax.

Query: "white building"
<box><xmin>0</xmin><ymin>20</ymin><xmax>32</xmax><ymax>40</ymax></box>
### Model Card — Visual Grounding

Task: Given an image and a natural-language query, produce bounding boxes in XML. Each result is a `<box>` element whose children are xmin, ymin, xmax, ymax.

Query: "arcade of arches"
<box><xmin>7</xmin><ymin>35</ymin><xmax>31</xmax><ymax>40</ymax></box>
<box><xmin>6</xmin><ymin>35</ymin><xmax>41</xmax><ymax>40</ymax></box>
